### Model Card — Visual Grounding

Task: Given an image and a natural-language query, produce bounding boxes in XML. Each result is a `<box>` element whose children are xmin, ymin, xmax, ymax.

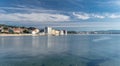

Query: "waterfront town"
<box><xmin>0</xmin><ymin>24</ymin><xmax>67</xmax><ymax>36</ymax></box>
<box><xmin>0</xmin><ymin>24</ymin><xmax>120</xmax><ymax>36</ymax></box>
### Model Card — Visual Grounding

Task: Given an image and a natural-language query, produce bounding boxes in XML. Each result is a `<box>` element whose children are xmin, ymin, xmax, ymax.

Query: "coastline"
<box><xmin>0</xmin><ymin>34</ymin><xmax>42</xmax><ymax>36</ymax></box>
<box><xmin>0</xmin><ymin>34</ymin><xmax>118</xmax><ymax>37</ymax></box>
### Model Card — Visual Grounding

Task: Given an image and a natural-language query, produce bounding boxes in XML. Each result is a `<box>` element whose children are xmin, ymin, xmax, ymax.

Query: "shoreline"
<box><xmin>0</xmin><ymin>34</ymin><xmax>119</xmax><ymax>37</ymax></box>
<box><xmin>0</xmin><ymin>34</ymin><xmax>42</xmax><ymax>36</ymax></box>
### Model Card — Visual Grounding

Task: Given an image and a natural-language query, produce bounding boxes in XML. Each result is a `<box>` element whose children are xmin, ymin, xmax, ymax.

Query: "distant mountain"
<box><xmin>77</xmin><ymin>30</ymin><xmax>120</xmax><ymax>34</ymax></box>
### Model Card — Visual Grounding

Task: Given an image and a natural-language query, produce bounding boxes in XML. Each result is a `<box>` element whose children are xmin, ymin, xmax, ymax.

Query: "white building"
<box><xmin>44</xmin><ymin>27</ymin><xmax>52</xmax><ymax>35</ymax></box>
<box><xmin>31</xmin><ymin>29</ymin><xmax>40</xmax><ymax>35</ymax></box>
<box><xmin>44</xmin><ymin>27</ymin><xmax>67</xmax><ymax>36</ymax></box>
<box><xmin>60</xmin><ymin>30</ymin><xmax>64</xmax><ymax>35</ymax></box>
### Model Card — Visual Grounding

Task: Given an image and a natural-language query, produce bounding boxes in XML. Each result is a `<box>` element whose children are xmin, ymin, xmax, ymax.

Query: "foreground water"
<box><xmin>0</xmin><ymin>35</ymin><xmax>120</xmax><ymax>66</ymax></box>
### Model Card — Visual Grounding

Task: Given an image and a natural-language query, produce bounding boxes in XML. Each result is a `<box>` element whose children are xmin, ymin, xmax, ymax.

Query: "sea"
<box><xmin>0</xmin><ymin>34</ymin><xmax>120</xmax><ymax>66</ymax></box>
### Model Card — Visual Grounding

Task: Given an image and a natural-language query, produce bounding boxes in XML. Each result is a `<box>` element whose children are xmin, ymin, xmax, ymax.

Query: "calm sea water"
<box><xmin>0</xmin><ymin>35</ymin><xmax>120</xmax><ymax>66</ymax></box>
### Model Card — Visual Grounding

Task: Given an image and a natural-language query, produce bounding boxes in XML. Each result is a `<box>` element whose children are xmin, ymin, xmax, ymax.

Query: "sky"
<box><xmin>0</xmin><ymin>0</ymin><xmax>120</xmax><ymax>31</ymax></box>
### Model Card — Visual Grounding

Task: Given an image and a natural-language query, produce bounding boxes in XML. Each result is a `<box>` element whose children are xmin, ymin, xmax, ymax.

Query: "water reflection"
<box><xmin>31</xmin><ymin>36</ymin><xmax>69</xmax><ymax>56</ymax></box>
<box><xmin>32</xmin><ymin>36</ymin><xmax>40</xmax><ymax>48</ymax></box>
<box><xmin>46</xmin><ymin>36</ymin><xmax>68</xmax><ymax>53</ymax></box>
<box><xmin>0</xmin><ymin>35</ymin><xmax>120</xmax><ymax>66</ymax></box>
<box><xmin>0</xmin><ymin>37</ymin><xmax>5</xmax><ymax>48</ymax></box>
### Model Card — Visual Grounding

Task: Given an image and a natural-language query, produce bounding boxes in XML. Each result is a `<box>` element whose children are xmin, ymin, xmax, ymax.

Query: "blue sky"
<box><xmin>0</xmin><ymin>0</ymin><xmax>120</xmax><ymax>31</ymax></box>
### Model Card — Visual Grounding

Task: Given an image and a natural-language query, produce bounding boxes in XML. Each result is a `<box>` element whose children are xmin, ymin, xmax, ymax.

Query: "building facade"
<box><xmin>44</xmin><ymin>27</ymin><xmax>52</xmax><ymax>35</ymax></box>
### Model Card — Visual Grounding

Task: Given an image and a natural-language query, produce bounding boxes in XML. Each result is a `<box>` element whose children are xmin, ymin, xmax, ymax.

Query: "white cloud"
<box><xmin>0</xmin><ymin>7</ymin><xmax>59</xmax><ymax>13</ymax></box>
<box><xmin>73</xmin><ymin>12</ymin><xmax>120</xmax><ymax>20</ymax></box>
<box><xmin>73</xmin><ymin>12</ymin><xmax>90</xmax><ymax>20</ymax></box>
<box><xmin>73</xmin><ymin>12</ymin><xmax>106</xmax><ymax>20</ymax></box>
<box><xmin>0</xmin><ymin>13</ymin><xmax>70</xmax><ymax>22</ymax></box>
<box><xmin>93</xmin><ymin>13</ymin><xmax>120</xmax><ymax>19</ymax></box>
<box><xmin>1</xmin><ymin>8</ymin><xmax>120</xmax><ymax>22</ymax></box>
<box><xmin>91</xmin><ymin>14</ymin><xmax>105</xmax><ymax>19</ymax></box>
<box><xmin>96</xmin><ymin>0</ymin><xmax>120</xmax><ymax>7</ymax></box>
<box><xmin>108</xmin><ymin>14</ymin><xmax>120</xmax><ymax>18</ymax></box>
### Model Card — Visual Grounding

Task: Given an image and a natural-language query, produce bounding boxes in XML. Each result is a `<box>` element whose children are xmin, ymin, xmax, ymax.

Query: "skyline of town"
<box><xmin>0</xmin><ymin>24</ymin><xmax>68</xmax><ymax>36</ymax></box>
<box><xmin>1</xmin><ymin>24</ymin><xmax>120</xmax><ymax>36</ymax></box>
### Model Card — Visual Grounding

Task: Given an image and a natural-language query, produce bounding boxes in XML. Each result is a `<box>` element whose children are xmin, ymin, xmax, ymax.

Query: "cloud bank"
<box><xmin>0</xmin><ymin>13</ymin><xmax>70</xmax><ymax>22</ymax></box>
<box><xmin>73</xmin><ymin>12</ymin><xmax>120</xmax><ymax>20</ymax></box>
<box><xmin>0</xmin><ymin>6</ymin><xmax>120</xmax><ymax>22</ymax></box>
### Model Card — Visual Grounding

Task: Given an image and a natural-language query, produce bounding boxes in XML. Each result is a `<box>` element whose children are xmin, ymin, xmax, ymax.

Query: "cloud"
<box><xmin>31</xmin><ymin>22</ymin><xmax>120</xmax><ymax>28</ymax></box>
<box><xmin>114</xmin><ymin>1</ymin><xmax>120</xmax><ymax>6</ymax></box>
<box><xmin>0</xmin><ymin>6</ymin><xmax>120</xmax><ymax>22</ymax></box>
<box><xmin>73</xmin><ymin>12</ymin><xmax>105</xmax><ymax>20</ymax></box>
<box><xmin>0</xmin><ymin>13</ymin><xmax>70</xmax><ymax>22</ymax></box>
<box><xmin>96</xmin><ymin>0</ymin><xmax>120</xmax><ymax>7</ymax></box>
<box><xmin>108</xmin><ymin>14</ymin><xmax>120</xmax><ymax>18</ymax></box>
<box><xmin>73</xmin><ymin>12</ymin><xmax>90</xmax><ymax>20</ymax></box>
<box><xmin>73</xmin><ymin>12</ymin><xmax>120</xmax><ymax>20</ymax></box>
<box><xmin>91</xmin><ymin>14</ymin><xmax>105</xmax><ymax>19</ymax></box>
<box><xmin>0</xmin><ymin>9</ymin><xmax>6</xmax><ymax>13</ymax></box>
<box><xmin>107</xmin><ymin>0</ymin><xmax>120</xmax><ymax>6</ymax></box>
<box><xmin>0</xmin><ymin>7</ymin><xmax>59</xmax><ymax>13</ymax></box>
